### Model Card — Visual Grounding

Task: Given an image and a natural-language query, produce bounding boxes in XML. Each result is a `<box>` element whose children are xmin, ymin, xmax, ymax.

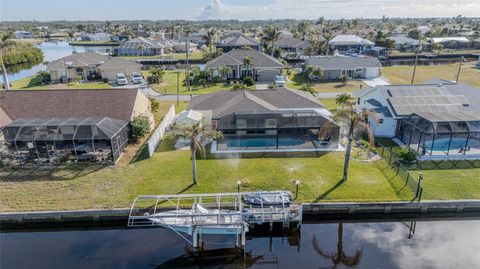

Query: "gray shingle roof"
<box><xmin>329</xmin><ymin>35</ymin><xmax>374</xmax><ymax>45</ymax></box>
<box><xmin>188</xmin><ymin>88</ymin><xmax>326</xmax><ymax>119</ymax></box>
<box><xmin>206</xmin><ymin>50</ymin><xmax>285</xmax><ymax>69</ymax></box>
<box><xmin>305</xmin><ymin>56</ymin><xmax>382</xmax><ymax>69</ymax></box>
<box><xmin>217</xmin><ymin>33</ymin><xmax>259</xmax><ymax>47</ymax></box>
<box><xmin>47</xmin><ymin>52</ymin><xmax>110</xmax><ymax>70</ymax></box>
<box><xmin>274</xmin><ymin>37</ymin><xmax>308</xmax><ymax>49</ymax></box>
<box><xmin>98</xmin><ymin>57</ymin><xmax>141</xmax><ymax>69</ymax></box>
<box><xmin>387</xmin><ymin>35</ymin><xmax>419</xmax><ymax>45</ymax></box>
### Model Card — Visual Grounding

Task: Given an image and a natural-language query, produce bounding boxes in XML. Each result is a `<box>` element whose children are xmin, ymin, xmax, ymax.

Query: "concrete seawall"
<box><xmin>2</xmin><ymin>200</ymin><xmax>480</xmax><ymax>228</ymax></box>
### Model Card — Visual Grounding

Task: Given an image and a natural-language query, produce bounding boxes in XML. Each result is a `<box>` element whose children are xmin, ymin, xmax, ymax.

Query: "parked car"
<box><xmin>116</xmin><ymin>73</ymin><xmax>128</xmax><ymax>85</ymax></box>
<box><xmin>274</xmin><ymin>75</ymin><xmax>286</xmax><ymax>87</ymax></box>
<box><xmin>131</xmin><ymin>72</ymin><xmax>144</xmax><ymax>84</ymax></box>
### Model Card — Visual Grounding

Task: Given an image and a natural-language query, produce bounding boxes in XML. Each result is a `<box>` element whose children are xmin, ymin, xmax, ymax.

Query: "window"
<box><xmin>265</xmin><ymin>119</ymin><xmax>277</xmax><ymax>128</ymax></box>
<box><xmin>379</xmin><ymin>119</ymin><xmax>384</xmax><ymax>124</ymax></box>
<box><xmin>357</xmin><ymin>98</ymin><xmax>360</xmax><ymax>105</ymax></box>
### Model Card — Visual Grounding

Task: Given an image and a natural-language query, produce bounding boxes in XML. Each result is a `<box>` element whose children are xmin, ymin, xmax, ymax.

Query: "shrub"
<box><xmin>130</xmin><ymin>116</ymin><xmax>150</xmax><ymax>143</ymax></box>
<box><xmin>398</xmin><ymin>148</ymin><xmax>418</xmax><ymax>163</ymax></box>
<box><xmin>102</xmin><ymin>78</ymin><xmax>109</xmax><ymax>83</ymax></box>
<box><xmin>268</xmin><ymin>82</ymin><xmax>276</xmax><ymax>89</ymax></box>
<box><xmin>242</xmin><ymin>76</ymin><xmax>255</xmax><ymax>86</ymax></box>
<box><xmin>232</xmin><ymin>81</ymin><xmax>247</xmax><ymax>90</ymax></box>
<box><xmin>300</xmin><ymin>83</ymin><xmax>315</xmax><ymax>94</ymax></box>
<box><xmin>211</xmin><ymin>76</ymin><xmax>223</xmax><ymax>83</ymax></box>
<box><xmin>150</xmin><ymin>98</ymin><xmax>159</xmax><ymax>113</ymax></box>
<box><xmin>146</xmin><ymin>76</ymin><xmax>157</xmax><ymax>84</ymax></box>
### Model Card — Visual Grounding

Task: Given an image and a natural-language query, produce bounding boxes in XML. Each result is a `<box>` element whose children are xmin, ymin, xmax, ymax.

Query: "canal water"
<box><xmin>1</xmin><ymin>219</ymin><xmax>480</xmax><ymax>268</ymax></box>
<box><xmin>1</xmin><ymin>41</ymin><xmax>115</xmax><ymax>84</ymax></box>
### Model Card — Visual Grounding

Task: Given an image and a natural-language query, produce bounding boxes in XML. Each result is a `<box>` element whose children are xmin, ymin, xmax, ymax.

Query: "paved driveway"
<box><xmin>141</xmin><ymin>87</ymin><xmax>195</xmax><ymax>101</ymax></box>
<box><xmin>362</xmin><ymin>77</ymin><xmax>390</xmax><ymax>87</ymax></box>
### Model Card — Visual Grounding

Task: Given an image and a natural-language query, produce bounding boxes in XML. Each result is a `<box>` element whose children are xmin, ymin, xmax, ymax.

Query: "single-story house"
<box><xmin>217</xmin><ymin>33</ymin><xmax>261</xmax><ymax>52</ymax></box>
<box><xmin>116</xmin><ymin>37</ymin><xmax>167</xmax><ymax>56</ymax></box>
<box><xmin>14</xmin><ymin>31</ymin><xmax>34</xmax><ymax>39</ymax></box>
<box><xmin>387</xmin><ymin>35</ymin><xmax>421</xmax><ymax>51</ymax></box>
<box><xmin>353</xmin><ymin>79</ymin><xmax>480</xmax><ymax>159</ymax></box>
<box><xmin>328</xmin><ymin>35</ymin><xmax>374</xmax><ymax>52</ymax></box>
<box><xmin>187</xmin><ymin>88</ymin><xmax>340</xmax><ymax>153</ymax></box>
<box><xmin>304</xmin><ymin>56</ymin><xmax>382</xmax><ymax>80</ymax></box>
<box><xmin>206</xmin><ymin>49</ymin><xmax>284</xmax><ymax>82</ymax></box>
<box><xmin>274</xmin><ymin>37</ymin><xmax>309</xmax><ymax>56</ymax></box>
<box><xmin>0</xmin><ymin>89</ymin><xmax>154</xmax><ymax>164</ymax></box>
<box><xmin>80</xmin><ymin>33</ymin><xmax>112</xmax><ymax>42</ymax></box>
<box><xmin>46</xmin><ymin>52</ymin><xmax>141</xmax><ymax>82</ymax></box>
<box><xmin>367</xmin><ymin>46</ymin><xmax>391</xmax><ymax>57</ymax></box>
<box><xmin>429</xmin><ymin>37</ymin><xmax>471</xmax><ymax>49</ymax></box>
<box><xmin>279</xmin><ymin>30</ymin><xmax>294</xmax><ymax>38</ymax></box>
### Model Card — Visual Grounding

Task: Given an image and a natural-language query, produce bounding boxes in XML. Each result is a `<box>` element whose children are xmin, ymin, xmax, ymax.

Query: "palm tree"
<box><xmin>203</xmin><ymin>28</ymin><xmax>217</xmax><ymax>51</ymax></box>
<box><xmin>149</xmin><ymin>67</ymin><xmax>165</xmax><ymax>84</ymax></box>
<box><xmin>171</xmin><ymin>122</ymin><xmax>222</xmax><ymax>185</ymax></box>
<box><xmin>322</xmin><ymin>31</ymin><xmax>334</xmax><ymax>55</ymax></box>
<box><xmin>183</xmin><ymin>25</ymin><xmax>192</xmax><ymax>91</ymax></box>
<box><xmin>296</xmin><ymin>21</ymin><xmax>312</xmax><ymax>41</ymax></box>
<box><xmin>219</xmin><ymin>66</ymin><xmax>231</xmax><ymax>80</ymax></box>
<box><xmin>0</xmin><ymin>33</ymin><xmax>15</xmax><ymax>91</ymax></box>
<box><xmin>303</xmin><ymin>65</ymin><xmax>324</xmax><ymax>81</ymax></box>
<box><xmin>328</xmin><ymin>102</ymin><xmax>377</xmax><ymax>181</ymax></box>
<box><xmin>335</xmin><ymin>93</ymin><xmax>352</xmax><ymax>107</ymax></box>
<box><xmin>262</xmin><ymin>25</ymin><xmax>281</xmax><ymax>57</ymax></box>
<box><xmin>312</xmin><ymin>223</ymin><xmax>363</xmax><ymax>268</ymax></box>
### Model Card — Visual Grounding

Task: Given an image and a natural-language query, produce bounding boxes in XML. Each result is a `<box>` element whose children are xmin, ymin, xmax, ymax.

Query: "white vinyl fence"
<box><xmin>147</xmin><ymin>105</ymin><xmax>175</xmax><ymax>157</ymax></box>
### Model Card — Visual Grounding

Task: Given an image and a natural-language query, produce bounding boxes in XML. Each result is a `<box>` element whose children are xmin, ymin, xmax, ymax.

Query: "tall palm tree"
<box><xmin>322</xmin><ymin>31</ymin><xmax>334</xmax><ymax>55</ymax></box>
<box><xmin>327</xmin><ymin>102</ymin><xmax>377</xmax><ymax>180</ymax></box>
<box><xmin>202</xmin><ymin>28</ymin><xmax>217</xmax><ymax>51</ymax></box>
<box><xmin>312</xmin><ymin>223</ymin><xmax>363</xmax><ymax>268</ymax></box>
<box><xmin>149</xmin><ymin>67</ymin><xmax>165</xmax><ymax>84</ymax></box>
<box><xmin>262</xmin><ymin>25</ymin><xmax>281</xmax><ymax>57</ymax></box>
<box><xmin>303</xmin><ymin>65</ymin><xmax>324</xmax><ymax>81</ymax></box>
<box><xmin>296</xmin><ymin>21</ymin><xmax>312</xmax><ymax>41</ymax></box>
<box><xmin>171</xmin><ymin>122</ymin><xmax>222</xmax><ymax>185</ymax></box>
<box><xmin>0</xmin><ymin>33</ymin><xmax>15</xmax><ymax>91</ymax></box>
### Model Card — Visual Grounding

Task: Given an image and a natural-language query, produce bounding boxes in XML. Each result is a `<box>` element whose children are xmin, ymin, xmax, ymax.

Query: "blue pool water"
<box><xmin>424</xmin><ymin>138</ymin><xmax>479</xmax><ymax>151</ymax></box>
<box><xmin>225</xmin><ymin>137</ymin><xmax>305</xmax><ymax>148</ymax></box>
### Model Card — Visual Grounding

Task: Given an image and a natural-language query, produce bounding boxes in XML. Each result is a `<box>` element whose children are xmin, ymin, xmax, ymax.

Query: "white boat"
<box><xmin>147</xmin><ymin>204</ymin><xmax>247</xmax><ymax>235</ymax></box>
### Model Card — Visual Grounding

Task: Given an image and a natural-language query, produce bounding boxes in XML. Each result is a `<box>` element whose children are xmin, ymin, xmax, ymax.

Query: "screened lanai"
<box><xmin>0</xmin><ymin>117</ymin><xmax>129</xmax><ymax>165</ymax></box>
<box><xmin>396</xmin><ymin>112</ymin><xmax>480</xmax><ymax>158</ymax></box>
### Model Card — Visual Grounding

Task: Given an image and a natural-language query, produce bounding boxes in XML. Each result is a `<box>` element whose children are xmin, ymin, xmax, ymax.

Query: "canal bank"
<box><xmin>3</xmin><ymin>200</ymin><xmax>480</xmax><ymax>229</ymax></box>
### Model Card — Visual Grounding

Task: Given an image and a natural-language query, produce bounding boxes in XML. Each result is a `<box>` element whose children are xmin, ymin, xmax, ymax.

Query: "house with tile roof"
<box><xmin>206</xmin><ymin>49</ymin><xmax>284</xmax><ymax>82</ymax></box>
<box><xmin>187</xmin><ymin>88</ymin><xmax>339</xmax><ymax>153</ymax></box>
<box><xmin>217</xmin><ymin>33</ymin><xmax>261</xmax><ymax>52</ymax></box>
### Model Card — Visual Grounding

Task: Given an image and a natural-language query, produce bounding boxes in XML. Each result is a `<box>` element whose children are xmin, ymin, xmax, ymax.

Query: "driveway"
<box><xmin>256</xmin><ymin>83</ymin><xmax>270</xmax><ymax>90</ymax></box>
<box><xmin>362</xmin><ymin>77</ymin><xmax>390</xmax><ymax>87</ymax></box>
<box><xmin>141</xmin><ymin>87</ymin><xmax>196</xmax><ymax>101</ymax></box>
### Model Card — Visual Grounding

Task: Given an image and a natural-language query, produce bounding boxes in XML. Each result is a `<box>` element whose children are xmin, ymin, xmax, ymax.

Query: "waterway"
<box><xmin>1</xmin><ymin>41</ymin><xmax>116</xmax><ymax>84</ymax></box>
<box><xmin>1</xmin><ymin>219</ymin><xmax>480</xmax><ymax>268</ymax></box>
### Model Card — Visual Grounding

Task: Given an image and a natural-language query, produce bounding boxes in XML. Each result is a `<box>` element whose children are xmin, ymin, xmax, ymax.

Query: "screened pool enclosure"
<box><xmin>396</xmin><ymin>112</ymin><xmax>480</xmax><ymax>158</ymax></box>
<box><xmin>0</xmin><ymin>117</ymin><xmax>129</xmax><ymax>165</ymax></box>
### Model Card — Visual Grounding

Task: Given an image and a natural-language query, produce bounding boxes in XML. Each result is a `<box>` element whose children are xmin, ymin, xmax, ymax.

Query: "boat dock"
<box><xmin>127</xmin><ymin>191</ymin><xmax>301</xmax><ymax>251</ymax></box>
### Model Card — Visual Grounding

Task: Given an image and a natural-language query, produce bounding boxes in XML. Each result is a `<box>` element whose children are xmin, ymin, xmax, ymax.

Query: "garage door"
<box><xmin>257</xmin><ymin>69</ymin><xmax>280</xmax><ymax>82</ymax></box>
<box><xmin>365</xmin><ymin>68</ymin><xmax>380</xmax><ymax>78</ymax></box>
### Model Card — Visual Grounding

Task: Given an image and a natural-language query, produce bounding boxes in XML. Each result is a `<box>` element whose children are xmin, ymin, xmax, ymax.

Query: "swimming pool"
<box><xmin>424</xmin><ymin>138</ymin><xmax>479</xmax><ymax>151</ymax></box>
<box><xmin>225</xmin><ymin>137</ymin><xmax>305</xmax><ymax>148</ymax></box>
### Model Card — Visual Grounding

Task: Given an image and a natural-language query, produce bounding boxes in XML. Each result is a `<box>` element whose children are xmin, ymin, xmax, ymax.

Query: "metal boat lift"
<box><xmin>128</xmin><ymin>191</ymin><xmax>302</xmax><ymax>251</ymax></box>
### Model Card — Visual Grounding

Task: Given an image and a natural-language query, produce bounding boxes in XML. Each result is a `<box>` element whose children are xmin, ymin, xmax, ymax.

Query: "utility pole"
<box><xmin>176</xmin><ymin>64</ymin><xmax>180</xmax><ymax>106</ymax></box>
<box><xmin>456</xmin><ymin>56</ymin><xmax>464</xmax><ymax>83</ymax></box>
<box><xmin>410</xmin><ymin>37</ymin><xmax>423</xmax><ymax>85</ymax></box>
<box><xmin>184</xmin><ymin>28</ymin><xmax>190</xmax><ymax>92</ymax></box>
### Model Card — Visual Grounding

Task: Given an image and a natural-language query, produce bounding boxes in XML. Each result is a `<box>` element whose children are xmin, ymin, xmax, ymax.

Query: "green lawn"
<box><xmin>11</xmin><ymin>75</ymin><xmax>113</xmax><ymax>90</ymax></box>
<box><xmin>390</xmin><ymin>49</ymin><xmax>480</xmax><ymax>56</ymax></box>
<box><xmin>145</xmin><ymin>70</ymin><xmax>236</xmax><ymax>95</ymax></box>
<box><xmin>287</xmin><ymin>71</ymin><xmax>367</xmax><ymax>93</ymax></box>
<box><xmin>318</xmin><ymin>98</ymin><xmax>339</xmax><ymax>111</ymax></box>
<box><xmin>382</xmin><ymin>63</ymin><xmax>480</xmax><ymax>88</ymax></box>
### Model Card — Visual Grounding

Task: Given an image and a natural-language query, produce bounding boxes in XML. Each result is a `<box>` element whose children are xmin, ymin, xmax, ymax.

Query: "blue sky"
<box><xmin>1</xmin><ymin>0</ymin><xmax>479</xmax><ymax>21</ymax></box>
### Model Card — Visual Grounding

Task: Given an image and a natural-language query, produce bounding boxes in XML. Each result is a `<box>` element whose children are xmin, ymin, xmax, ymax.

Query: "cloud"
<box><xmin>198</xmin><ymin>0</ymin><xmax>230</xmax><ymax>20</ymax></box>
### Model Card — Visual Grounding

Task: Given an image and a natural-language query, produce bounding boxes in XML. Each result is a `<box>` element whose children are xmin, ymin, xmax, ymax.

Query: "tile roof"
<box><xmin>188</xmin><ymin>88</ymin><xmax>326</xmax><ymax>119</ymax></box>
<box><xmin>205</xmin><ymin>49</ymin><xmax>285</xmax><ymax>69</ymax></box>
<box><xmin>0</xmin><ymin>89</ymin><xmax>141</xmax><ymax>127</ymax></box>
<box><xmin>305</xmin><ymin>56</ymin><xmax>382</xmax><ymax>69</ymax></box>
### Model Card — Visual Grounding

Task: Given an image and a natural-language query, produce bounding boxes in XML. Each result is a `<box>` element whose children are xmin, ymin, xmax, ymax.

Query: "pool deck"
<box><xmin>211</xmin><ymin>141</ymin><xmax>344</xmax><ymax>155</ymax></box>
<box><xmin>394</xmin><ymin>138</ymin><xmax>480</xmax><ymax>160</ymax></box>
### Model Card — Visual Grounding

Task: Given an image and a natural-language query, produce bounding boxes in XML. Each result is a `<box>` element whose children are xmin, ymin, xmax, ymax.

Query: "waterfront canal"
<box><xmin>1</xmin><ymin>218</ymin><xmax>480</xmax><ymax>268</ymax></box>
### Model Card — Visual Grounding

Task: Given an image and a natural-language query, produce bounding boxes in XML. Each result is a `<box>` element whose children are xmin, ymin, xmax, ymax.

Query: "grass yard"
<box><xmin>287</xmin><ymin>71</ymin><xmax>367</xmax><ymax>93</ymax></box>
<box><xmin>318</xmin><ymin>98</ymin><xmax>339</xmax><ymax>111</ymax></box>
<box><xmin>382</xmin><ymin>63</ymin><xmax>480</xmax><ymax>88</ymax></box>
<box><xmin>11</xmin><ymin>75</ymin><xmax>113</xmax><ymax>90</ymax></box>
<box><xmin>144</xmin><ymin>70</ymin><xmax>236</xmax><ymax>95</ymax></box>
<box><xmin>390</xmin><ymin>49</ymin><xmax>480</xmax><ymax>57</ymax></box>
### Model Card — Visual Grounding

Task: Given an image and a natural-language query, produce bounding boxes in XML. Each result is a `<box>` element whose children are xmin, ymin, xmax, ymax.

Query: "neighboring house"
<box><xmin>206</xmin><ymin>49</ymin><xmax>284</xmax><ymax>82</ymax></box>
<box><xmin>80</xmin><ymin>33</ymin><xmax>112</xmax><ymax>42</ymax></box>
<box><xmin>116</xmin><ymin>37</ymin><xmax>166</xmax><ymax>56</ymax></box>
<box><xmin>367</xmin><ymin>47</ymin><xmax>391</xmax><ymax>57</ymax></box>
<box><xmin>476</xmin><ymin>56</ymin><xmax>480</xmax><ymax>69</ymax></box>
<box><xmin>279</xmin><ymin>29</ymin><xmax>294</xmax><ymax>38</ymax></box>
<box><xmin>14</xmin><ymin>31</ymin><xmax>34</xmax><ymax>39</ymax></box>
<box><xmin>274</xmin><ymin>37</ymin><xmax>309</xmax><ymax>56</ymax></box>
<box><xmin>0</xmin><ymin>89</ymin><xmax>154</xmax><ymax>164</ymax></box>
<box><xmin>304</xmin><ymin>56</ymin><xmax>382</xmax><ymax>80</ymax></box>
<box><xmin>187</xmin><ymin>88</ymin><xmax>340</xmax><ymax>153</ymax></box>
<box><xmin>353</xmin><ymin>80</ymin><xmax>480</xmax><ymax>159</ymax></box>
<box><xmin>329</xmin><ymin>35</ymin><xmax>374</xmax><ymax>52</ymax></box>
<box><xmin>171</xmin><ymin>41</ymin><xmax>198</xmax><ymax>53</ymax></box>
<box><xmin>217</xmin><ymin>33</ymin><xmax>261</xmax><ymax>52</ymax></box>
<box><xmin>387</xmin><ymin>35</ymin><xmax>421</xmax><ymax>51</ymax></box>
<box><xmin>429</xmin><ymin>37</ymin><xmax>471</xmax><ymax>49</ymax></box>
<box><xmin>46</xmin><ymin>52</ymin><xmax>141</xmax><ymax>82</ymax></box>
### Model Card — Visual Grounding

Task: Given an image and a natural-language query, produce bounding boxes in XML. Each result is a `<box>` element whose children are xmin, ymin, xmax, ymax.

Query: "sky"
<box><xmin>1</xmin><ymin>0</ymin><xmax>479</xmax><ymax>21</ymax></box>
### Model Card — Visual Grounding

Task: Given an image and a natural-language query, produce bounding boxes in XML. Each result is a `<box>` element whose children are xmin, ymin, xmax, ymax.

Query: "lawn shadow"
<box><xmin>314</xmin><ymin>178</ymin><xmax>345</xmax><ymax>202</ymax></box>
<box><xmin>130</xmin><ymin>143</ymin><xmax>150</xmax><ymax>164</ymax></box>
<box><xmin>176</xmin><ymin>183</ymin><xmax>195</xmax><ymax>195</ymax></box>
<box><xmin>0</xmin><ymin>164</ymin><xmax>105</xmax><ymax>182</ymax></box>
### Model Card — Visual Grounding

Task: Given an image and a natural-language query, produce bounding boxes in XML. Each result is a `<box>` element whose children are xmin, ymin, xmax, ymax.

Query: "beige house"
<box><xmin>47</xmin><ymin>52</ymin><xmax>141</xmax><ymax>82</ymax></box>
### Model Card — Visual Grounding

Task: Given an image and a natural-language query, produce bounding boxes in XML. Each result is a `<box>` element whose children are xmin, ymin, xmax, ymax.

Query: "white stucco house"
<box><xmin>304</xmin><ymin>56</ymin><xmax>382</xmax><ymax>80</ymax></box>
